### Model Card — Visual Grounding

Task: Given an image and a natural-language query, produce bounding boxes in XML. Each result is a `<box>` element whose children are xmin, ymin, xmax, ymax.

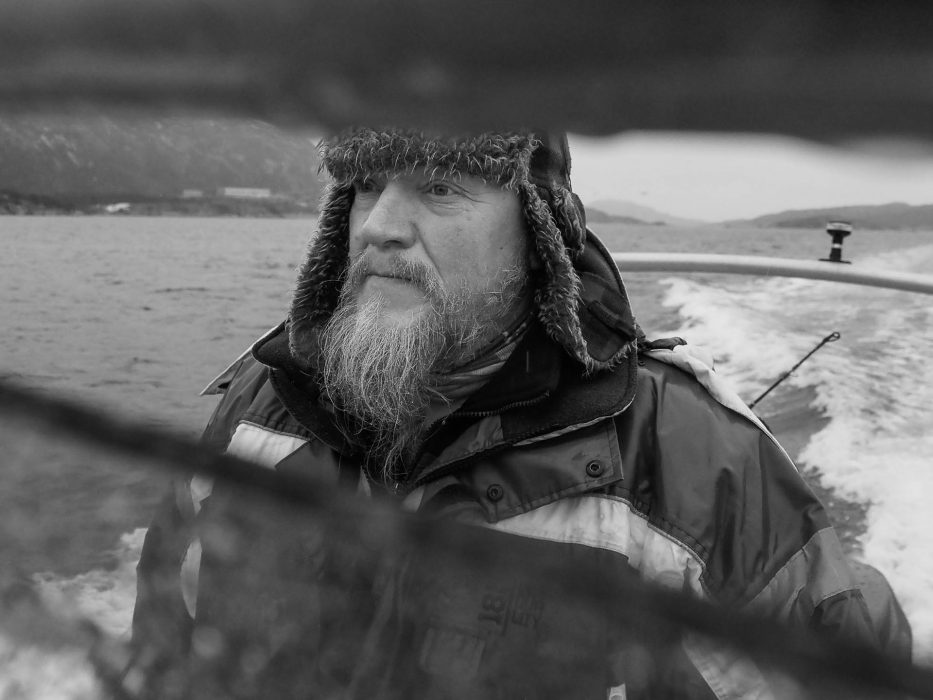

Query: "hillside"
<box><xmin>0</xmin><ymin>114</ymin><xmax>324</xmax><ymax>215</ymax></box>
<box><xmin>737</xmin><ymin>202</ymin><xmax>933</xmax><ymax>230</ymax></box>
<box><xmin>585</xmin><ymin>207</ymin><xmax>663</xmax><ymax>226</ymax></box>
<box><xmin>587</xmin><ymin>199</ymin><xmax>705</xmax><ymax>226</ymax></box>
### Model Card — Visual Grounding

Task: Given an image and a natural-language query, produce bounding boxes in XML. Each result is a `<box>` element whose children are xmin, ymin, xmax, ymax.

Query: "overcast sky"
<box><xmin>568</xmin><ymin>132</ymin><xmax>933</xmax><ymax>222</ymax></box>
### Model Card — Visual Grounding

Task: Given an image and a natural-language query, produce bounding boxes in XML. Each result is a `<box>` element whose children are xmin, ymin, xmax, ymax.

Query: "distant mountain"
<box><xmin>734</xmin><ymin>202</ymin><xmax>933</xmax><ymax>230</ymax></box>
<box><xmin>585</xmin><ymin>207</ymin><xmax>662</xmax><ymax>226</ymax></box>
<box><xmin>0</xmin><ymin>114</ymin><xmax>324</xmax><ymax>213</ymax></box>
<box><xmin>586</xmin><ymin>199</ymin><xmax>705</xmax><ymax>226</ymax></box>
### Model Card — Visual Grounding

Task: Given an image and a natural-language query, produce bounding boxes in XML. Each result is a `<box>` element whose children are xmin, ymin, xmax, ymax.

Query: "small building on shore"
<box><xmin>217</xmin><ymin>187</ymin><xmax>273</xmax><ymax>199</ymax></box>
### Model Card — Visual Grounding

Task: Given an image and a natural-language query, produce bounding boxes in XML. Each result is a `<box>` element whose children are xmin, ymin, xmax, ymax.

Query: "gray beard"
<box><xmin>317</xmin><ymin>255</ymin><xmax>526</xmax><ymax>484</ymax></box>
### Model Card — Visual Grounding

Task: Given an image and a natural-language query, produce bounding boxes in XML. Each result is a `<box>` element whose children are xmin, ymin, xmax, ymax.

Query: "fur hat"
<box><xmin>289</xmin><ymin>127</ymin><xmax>627</xmax><ymax>373</ymax></box>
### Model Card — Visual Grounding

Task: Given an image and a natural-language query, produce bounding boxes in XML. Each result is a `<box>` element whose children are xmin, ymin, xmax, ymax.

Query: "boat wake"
<box><xmin>659</xmin><ymin>242</ymin><xmax>933</xmax><ymax>663</ymax></box>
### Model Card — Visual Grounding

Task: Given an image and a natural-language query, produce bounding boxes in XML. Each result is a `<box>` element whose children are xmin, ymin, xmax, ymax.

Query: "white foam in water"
<box><xmin>658</xmin><ymin>276</ymin><xmax>814</xmax><ymax>395</ymax></box>
<box><xmin>0</xmin><ymin>634</ymin><xmax>102</xmax><ymax>700</ymax></box>
<box><xmin>0</xmin><ymin>532</ymin><xmax>143</xmax><ymax>699</ymax></box>
<box><xmin>34</xmin><ymin>528</ymin><xmax>146</xmax><ymax>640</ymax></box>
<box><xmin>5</xmin><ymin>530</ymin><xmax>145</xmax><ymax>700</ymax></box>
<box><xmin>662</xmin><ymin>244</ymin><xmax>933</xmax><ymax>664</ymax></box>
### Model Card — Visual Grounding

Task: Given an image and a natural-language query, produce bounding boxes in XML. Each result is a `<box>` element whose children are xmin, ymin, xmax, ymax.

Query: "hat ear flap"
<box><xmin>519</xmin><ymin>181</ymin><xmax>597</xmax><ymax>373</ymax></box>
<box><xmin>548</xmin><ymin>186</ymin><xmax>587</xmax><ymax>256</ymax></box>
<box><xmin>288</xmin><ymin>184</ymin><xmax>353</xmax><ymax>365</ymax></box>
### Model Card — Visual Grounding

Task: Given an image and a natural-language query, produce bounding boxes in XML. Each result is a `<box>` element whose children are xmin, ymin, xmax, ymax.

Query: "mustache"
<box><xmin>343</xmin><ymin>253</ymin><xmax>442</xmax><ymax>298</ymax></box>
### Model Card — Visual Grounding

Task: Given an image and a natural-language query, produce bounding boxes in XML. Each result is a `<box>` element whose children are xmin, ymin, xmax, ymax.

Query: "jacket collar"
<box><xmin>251</xmin><ymin>317</ymin><xmax>562</xmax><ymax>435</ymax></box>
<box><xmin>252</xmin><ymin>314</ymin><xmax>636</xmax><ymax>474</ymax></box>
<box><xmin>251</xmin><ymin>323</ymin><xmax>352</xmax><ymax>453</ymax></box>
<box><xmin>456</xmin><ymin>320</ymin><xmax>562</xmax><ymax>414</ymax></box>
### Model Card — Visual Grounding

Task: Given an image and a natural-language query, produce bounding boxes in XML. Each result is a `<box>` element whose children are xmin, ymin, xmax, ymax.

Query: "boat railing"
<box><xmin>612</xmin><ymin>252</ymin><xmax>933</xmax><ymax>296</ymax></box>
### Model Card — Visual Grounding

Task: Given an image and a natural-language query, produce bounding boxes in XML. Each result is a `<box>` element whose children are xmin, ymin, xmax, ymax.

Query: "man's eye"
<box><xmin>427</xmin><ymin>182</ymin><xmax>454</xmax><ymax>196</ymax></box>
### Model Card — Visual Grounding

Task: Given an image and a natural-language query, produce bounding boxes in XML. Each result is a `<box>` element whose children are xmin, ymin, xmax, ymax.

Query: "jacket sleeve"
<box><xmin>614</xmin><ymin>351</ymin><xmax>890</xmax><ymax>697</ymax></box>
<box><xmin>130</xmin><ymin>356</ymin><xmax>267</xmax><ymax>668</ymax></box>
<box><xmin>131</xmin><ymin>481</ymin><xmax>196</xmax><ymax>665</ymax></box>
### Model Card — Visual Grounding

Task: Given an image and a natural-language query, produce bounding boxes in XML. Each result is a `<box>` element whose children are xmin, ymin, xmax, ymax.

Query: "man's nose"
<box><xmin>354</xmin><ymin>181</ymin><xmax>418</xmax><ymax>250</ymax></box>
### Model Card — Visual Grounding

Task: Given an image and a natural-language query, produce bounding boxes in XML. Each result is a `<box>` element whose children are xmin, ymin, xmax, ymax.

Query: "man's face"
<box><xmin>345</xmin><ymin>171</ymin><xmax>530</xmax><ymax>333</ymax></box>
<box><xmin>318</xmin><ymin>170</ymin><xmax>531</xmax><ymax>477</ymax></box>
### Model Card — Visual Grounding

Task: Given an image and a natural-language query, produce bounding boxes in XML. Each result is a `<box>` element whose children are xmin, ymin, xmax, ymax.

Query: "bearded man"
<box><xmin>132</xmin><ymin>128</ymin><xmax>909</xmax><ymax>699</ymax></box>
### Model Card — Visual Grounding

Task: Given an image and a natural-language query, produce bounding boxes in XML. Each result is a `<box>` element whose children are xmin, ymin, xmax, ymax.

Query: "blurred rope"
<box><xmin>2</xmin><ymin>1</ymin><xmax>933</xmax><ymax>138</ymax></box>
<box><xmin>2</xmin><ymin>374</ymin><xmax>933</xmax><ymax>697</ymax></box>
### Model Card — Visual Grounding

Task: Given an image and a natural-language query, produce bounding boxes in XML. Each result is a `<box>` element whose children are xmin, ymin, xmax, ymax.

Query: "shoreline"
<box><xmin>756</xmin><ymin>383</ymin><xmax>869</xmax><ymax>557</ymax></box>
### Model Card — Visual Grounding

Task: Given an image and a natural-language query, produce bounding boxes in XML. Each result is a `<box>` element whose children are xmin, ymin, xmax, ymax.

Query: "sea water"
<box><xmin>2</xmin><ymin>216</ymin><xmax>932</xmax><ymax>686</ymax></box>
<box><xmin>2</xmin><ymin>216</ymin><xmax>314</xmax><ymax>696</ymax></box>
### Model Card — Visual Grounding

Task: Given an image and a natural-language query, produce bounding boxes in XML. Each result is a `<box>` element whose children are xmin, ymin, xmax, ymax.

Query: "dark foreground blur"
<box><xmin>0</xmin><ymin>381</ymin><xmax>925</xmax><ymax>700</ymax></box>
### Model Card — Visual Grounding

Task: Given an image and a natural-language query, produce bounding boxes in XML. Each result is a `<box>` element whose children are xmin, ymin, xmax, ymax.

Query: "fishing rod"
<box><xmin>748</xmin><ymin>331</ymin><xmax>841</xmax><ymax>409</ymax></box>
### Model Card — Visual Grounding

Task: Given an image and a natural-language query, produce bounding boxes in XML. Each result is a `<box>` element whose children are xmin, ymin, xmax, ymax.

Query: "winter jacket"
<box><xmin>133</xmin><ymin>235</ymin><xmax>898</xmax><ymax>700</ymax></box>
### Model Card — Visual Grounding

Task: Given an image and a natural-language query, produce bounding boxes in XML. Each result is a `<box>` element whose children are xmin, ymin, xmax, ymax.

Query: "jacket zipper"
<box><xmin>390</xmin><ymin>392</ymin><xmax>551</xmax><ymax>495</ymax></box>
<box><xmin>451</xmin><ymin>392</ymin><xmax>550</xmax><ymax>419</ymax></box>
